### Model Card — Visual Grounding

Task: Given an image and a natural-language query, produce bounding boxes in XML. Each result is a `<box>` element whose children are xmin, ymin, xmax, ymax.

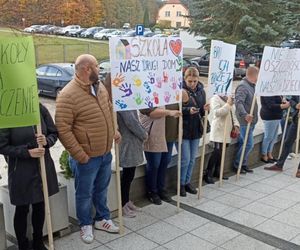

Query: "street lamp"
<box><xmin>61</xmin><ymin>19</ymin><xmax>64</xmax><ymax>27</ymax></box>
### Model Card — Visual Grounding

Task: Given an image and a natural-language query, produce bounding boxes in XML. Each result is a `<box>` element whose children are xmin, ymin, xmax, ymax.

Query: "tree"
<box><xmin>143</xmin><ymin>6</ymin><xmax>150</xmax><ymax>27</ymax></box>
<box><xmin>189</xmin><ymin>0</ymin><xmax>299</xmax><ymax>52</ymax></box>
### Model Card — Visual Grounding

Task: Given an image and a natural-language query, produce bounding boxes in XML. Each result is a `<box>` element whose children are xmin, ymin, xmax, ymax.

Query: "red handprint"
<box><xmin>153</xmin><ymin>92</ymin><xmax>159</xmax><ymax>104</ymax></box>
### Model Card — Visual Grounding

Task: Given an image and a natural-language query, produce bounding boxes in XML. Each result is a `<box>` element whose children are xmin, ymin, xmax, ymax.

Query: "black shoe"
<box><xmin>185</xmin><ymin>183</ymin><xmax>197</xmax><ymax>194</ymax></box>
<box><xmin>180</xmin><ymin>185</ymin><xmax>186</xmax><ymax>197</ymax></box>
<box><xmin>33</xmin><ymin>240</ymin><xmax>47</xmax><ymax>250</ymax></box>
<box><xmin>233</xmin><ymin>167</ymin><xmax>247</xmax><ymax>174</ymax></box>
<box><xmin>204</xmin><ymin>175</ymin><xmax>215</xmax><ymax>184</ymax></box>
<box><xmin>147</xmin><ymin>192</ymin><xmax>162</xmax><ymax>205</ymax></box>
<box><xmin>158</xmin><ymin>190</ymin><xmax>172</xmax><ymax>202</ymax></box>
<box><xmin>213</xmin><ymin>173</ymin><xmax>229</xmax><ymax>180</ymax></box>
<box><xmin>242</xmin><ymin>165</ymin><xmax>254</xmax><ymax>173</ymax></box>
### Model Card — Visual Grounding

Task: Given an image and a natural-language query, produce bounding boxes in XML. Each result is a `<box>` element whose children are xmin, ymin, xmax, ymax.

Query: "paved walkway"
<box><xmin>6</xmin><ymin>157</ymin><xmax>300</xmax><ymax>250</ymax></box>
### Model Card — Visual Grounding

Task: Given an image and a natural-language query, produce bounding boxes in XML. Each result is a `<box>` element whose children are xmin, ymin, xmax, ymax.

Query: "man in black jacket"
<box><xmin>265</xmin><ymin>96</ymin><xmax>300</xmax><ymax>178</ymax></box>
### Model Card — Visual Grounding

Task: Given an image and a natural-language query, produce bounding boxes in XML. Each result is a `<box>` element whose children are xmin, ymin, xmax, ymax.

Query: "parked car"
<box><xmin>69</xmin><ymin>27</ymin><xmax>86</xmax><ymax>37</ymax></box>
<box><xmin>107</xmin><ymin>30</ymin><xmax>127</xmax><ymax>38</ymax></box>
<box><xmin>62</xmin><ymin>25</ymin><xmax>81</xmax><ymax>36</ymax></box>
<box><xmin>183</xmin><ymin>57</ymin><xmax>200</xmax><ymax>74</ymax></box>
<box><xmin>38</xmin><ymin>25</ymin><xmax>56</xmax><ymax>34</ymax></box>
<box><xmin>94</xmin><ymin>29</ymin><xmax>116</xmax><ymax>40</ymax></box>
<box><xmin>23</xmin><ymin>25</ymin><xmax>41</xmax><ymax>33</ymax></box>
<box><xmin>36</xmin><ymin>63</ymin><xmax>74</xmax><ymax>97</ymax></box>
<box><xmin>122</xmin><ymin>30</ymin><xmax>137</xmax><ymax>37</ymax></box>
<box><xmin>80</xmin><ymin>27</ymin><xmax>103</xmax><ymax>38</ymax></box>
<box><xmin>98</xmin><ymin>60</ymin><xmax>111</xmax><ymax>81</ymax></box>
<box><xmin>122</xmin><ymin>23</ymin><xmax>131</xmax><ymax>29</ymax></box>
<box><xmin>191</xmin><ymin>52</ymin><xmax>249</xmax><ymax>78</ymax></box>
<box><xmin>280</xmin><ymin>39</ymin><xmax>300</xmax><ymax>49</ymax></box>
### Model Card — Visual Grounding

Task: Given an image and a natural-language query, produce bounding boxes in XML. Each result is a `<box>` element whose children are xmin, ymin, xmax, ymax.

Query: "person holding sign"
<box><xmin>265</xmin><ymin>96</ymin><xmax>300</xmax><ymax>178</ymax></box>
<box><xmin>117</xmin><ymin>110</ymin><xmax>148</xmax><ymax>217</ymax></box>
<box><xmin>205</xmin><ymin>95</ymin><xmax>239</xmax><ymax>184</ymax></box>
<box><xmin>140</xmin><ymin>107</ymin><xmax>181</xmax><ymax>205</ymax></box>
<box><xmin>55</xmin><ymin>54</ymin><xmax>121</xmax><ymax>244</ymax></box>
<box><xmin>233</xmin><ymin>67</ymin><xmax>259</xmax><ymax>174</ymax></box>
<box><xmin>0</xmin><ymin>104</ymin><xmax>59</xmax><ymax>250</ymax></box>
<box><xmin>181</xmin><ymin>67</ymin><xmax>209</xmax><ymax>196</ymax></box>
<box><xmin>260</xmin><ymin>96</ymin><xmax>290</xmax><ymax>163</ymax></box>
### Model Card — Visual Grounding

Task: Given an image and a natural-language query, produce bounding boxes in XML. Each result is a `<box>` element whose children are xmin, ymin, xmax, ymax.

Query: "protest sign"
<box><xmin>0</xmin><ymin>36</ymin><xmax>40</xmax><ymax>128</ymax></box>
<box><xmin>109</xmin><ymin>37</ymin><xmax>183</xmax><ymax>111</ymax></box>
<box><xmin>256</xmin><ymin>46</ymin><xmax>300</xmax><ymax>96</ymax></box>
<box><xmin>208</xmin><ymin>40</ymin><xmax>236</xmax><ymax>98</ymax></box>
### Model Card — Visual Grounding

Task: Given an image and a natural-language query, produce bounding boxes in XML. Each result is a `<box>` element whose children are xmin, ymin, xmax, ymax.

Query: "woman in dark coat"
<box><xmin>0</xmin><ymin>104</ymin><xmax>59</xmax><ymax>250</ymax></box>
<box><xmin>181</xmin><ymin>67</ymin><xmax>209</xmax><ymax>196</ymax></box>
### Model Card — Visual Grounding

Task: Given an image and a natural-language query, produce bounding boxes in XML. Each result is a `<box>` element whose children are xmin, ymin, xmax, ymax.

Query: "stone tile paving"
<box><xmin>4</xmin><ymin>152</ymin><xmax>300</xmax><ymax>249</ymax></box>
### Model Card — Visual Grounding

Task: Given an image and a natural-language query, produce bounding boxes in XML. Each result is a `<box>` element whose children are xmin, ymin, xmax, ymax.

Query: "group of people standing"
<box><xmin>1</xmin><ymin>53</ymin><xmax>300</xmax><ymax>249</ymax></box>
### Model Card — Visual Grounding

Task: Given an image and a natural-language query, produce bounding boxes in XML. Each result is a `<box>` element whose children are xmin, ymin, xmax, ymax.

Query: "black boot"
<box><xmin>185</xmin><ymin>183</ymin><xmax>197</xmax><ymax>194</ymax></box>
<box><xmin>204</xmin><ymin>174</ymin><xmax>215</xmax><ymax>184</ymax></box>
<box><xmin>18</xmin><ymin>238</ymin><xmax>29</xmax><ymax>250</ymax></box>
<box><xmin>32</xmin><ymin>238</ymin><xmax>47</xmax><ymax>250</ymax></box>
<box><xmin>180</xmin><ymin>185</ymin><xmax>186</xmax><ymax>197</ymax></box>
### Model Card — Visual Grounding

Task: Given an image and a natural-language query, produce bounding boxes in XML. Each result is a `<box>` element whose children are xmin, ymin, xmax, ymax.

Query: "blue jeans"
<box><xmin>261</xmin><ymin>120</ymin><xmax>280</xmax><ymax>155</ymax></box>
<box><xmin>69</xmin><ymin>153</ymin><xmax>112</xmax><ymax>226</ymax></box>
<box><xmin>181</xmin><ymin>139</ymin><xmax>200</xmax><ymax>185</ymax></box>
<box><xmin>144</xmin><ymin>151</ymin><xmax>168</xmax><ymax>193</ymax></box>
<box><xmin>161</xmin><ymin>142</ymin><xmax>178</xmax><ymax>169</ymax></box>
<box><xmin>234</xmin><ymin>125</ymin><xmax>255</xmax><ymax>168</ymax></box>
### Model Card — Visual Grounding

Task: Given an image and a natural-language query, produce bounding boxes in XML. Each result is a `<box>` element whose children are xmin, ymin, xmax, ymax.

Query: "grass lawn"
<box><xmin>0</xmin><ymin>28</ymin><xmax>109</xmax><ymax>65</ymax></box>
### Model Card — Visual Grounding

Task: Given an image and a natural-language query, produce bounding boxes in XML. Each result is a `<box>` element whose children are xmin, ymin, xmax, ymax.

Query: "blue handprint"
<box><xmin>148</xmin><ymin>72</ymin><xmax>155</xmax><ymax>85</ymax></box>
<box><xmin>143</xmin><ymin>82</ymin><xmax>152</xmax><ymax>94</ymax></box>
<box><xmin>119</xmin><ymin>83</ymin><xmax>133</xmax><ymax>97</ymax></box>
<box><xmin>145</xmin><ymin>97</ymin><xmax>153</xmax><ymax>108</ymax></box>
<box><xmin>115</xmin><ymin>100</ymin><xmax>128</xmax><ymax>110</ymax></box>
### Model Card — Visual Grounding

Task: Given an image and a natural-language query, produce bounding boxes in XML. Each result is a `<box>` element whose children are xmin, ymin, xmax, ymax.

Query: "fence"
<box><xmin>34</xmin><ymin>43</ymin><xmax>109</xmax><ymax>66</ymax></box>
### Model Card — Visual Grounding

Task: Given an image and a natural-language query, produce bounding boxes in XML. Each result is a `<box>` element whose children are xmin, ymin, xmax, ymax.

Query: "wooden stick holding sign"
<box><xmin>36</xmin><ymin>125</ymin><xmax>54</xmax><ymax>250</ymax></box>
<box><xmin>236</xmin><ymin>96</ymin><xmax>256</xmax><ymax>181</ymax></box>
<box><xmin>278</xmin><ymin>107</ymin><xmax>291</xmax><ymax>159</ymax></box>
<box><xmin>177</xmin><ymin>101</ymin><xmax>183</xmax><ymax>211</ymax></box>
<box><xmin>112</xmin><ymin>112</ymin><xmax>124</xmax><ymax>235</ymax></box>
<box><xmin>198</xmin><ymin>110</ymin><xmax>208</xmax><ymax>199</ymax></box>
<box><xmin>219</xmin><ymin>114</ymin><xmax>229</xmax><ymax>187</ymax></box>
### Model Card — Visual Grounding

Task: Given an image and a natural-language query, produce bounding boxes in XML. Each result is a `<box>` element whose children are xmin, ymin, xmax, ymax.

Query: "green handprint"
<box><xmin>134</xmin><ymin>93</ymin><xmax>143</xmax><ymax>105</ymax></box>
<box><xmin>176</xmin><ymin>55</ymin><xmax>183</xmax><ymax>72</ymax></box>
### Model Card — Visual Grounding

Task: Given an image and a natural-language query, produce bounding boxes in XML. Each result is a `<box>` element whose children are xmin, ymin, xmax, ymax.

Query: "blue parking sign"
<box><xmin>136</xmin><ymin>25</ymin><xmax>144</xmax><ymax>36</ymax></box>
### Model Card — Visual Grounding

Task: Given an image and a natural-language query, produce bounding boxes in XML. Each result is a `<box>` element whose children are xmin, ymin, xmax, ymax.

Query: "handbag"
<box><xmin>230</xmin><ymin>110</ymin><xmax>238</xmax><ymax>139</ymax></box>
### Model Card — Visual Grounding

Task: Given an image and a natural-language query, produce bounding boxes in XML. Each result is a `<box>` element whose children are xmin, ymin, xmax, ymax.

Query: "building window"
<box><xmin>176</xmin><ymin>22</ymin><xmax>181</xmax><ymax>28</ymax></box>
<box><xmin>176</xmin><ymin>11</ymin><xmax>181</xmax><ymax>17</ymax></box>
<box><xmin>165</xmin><ymin>11</ymin><xmax>170</xmax><ymax>17</ymax></box>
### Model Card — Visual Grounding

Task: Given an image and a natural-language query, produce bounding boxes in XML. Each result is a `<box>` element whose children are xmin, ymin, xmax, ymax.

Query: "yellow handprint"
<box><xmin>112</xmin><ymin>73</ymin><xmax>125</xmax><ymax>87</ymax></box>
<box><xmin>133</xmin><ymin>76</ymin><xmax>142</xmax><ymax>87</ymax></box>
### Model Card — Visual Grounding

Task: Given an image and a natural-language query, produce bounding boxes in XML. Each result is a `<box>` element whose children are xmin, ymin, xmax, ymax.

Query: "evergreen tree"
<box><xmin>189</xmin><ymin>0</ymin><xmax>299</xmax><ymax>51</ymax></box>
<box><xmin>143</xmin><ymin>7</ymin><xmax>150</xmax><ymax>27</ymax></box>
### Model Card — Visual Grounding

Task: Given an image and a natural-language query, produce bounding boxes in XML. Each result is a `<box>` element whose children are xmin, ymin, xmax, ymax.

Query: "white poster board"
<box><xmin>109</xmin><ymin>37</ymin><xmax>183</xmax><ymax>111</ymax></box>
<box><xmin>208</xmin><ymin>40</ymin><xmax>236</xmax><ymax>98</ymax></box>
<box><xmin>256</xmin><ymin>46</ymin><xmax>300</xmax><ymax>96</ymax></box>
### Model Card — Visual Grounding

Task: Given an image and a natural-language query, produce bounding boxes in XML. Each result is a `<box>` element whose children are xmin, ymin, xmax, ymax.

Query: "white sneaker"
<box><xmin>123</xmin><ymin>204</ymin><xmax>136</xmax><ymax>218</ymax></box>
<box><xmin>80</xmin><ymin>225</ymin><xmax>94</xmax><ymax>244</ymax></box>
<box><xmin>94</xmin><ymin>219</ymin><xmax>119</xmax><ymax>233</ymax></box>
<box><xmin>289</xmin><ymin>153</ymin><xmax>296</xmax><ymax>158</ymax></box>
<box><xmin>287</xmin><ymin>155</ymin><xmax>292</xmax><ymax>160</ymax></box>
<box><xmin>127</xmin><ymin>200</ymin><xmax>142</xmax><ymax>212</ymax></box>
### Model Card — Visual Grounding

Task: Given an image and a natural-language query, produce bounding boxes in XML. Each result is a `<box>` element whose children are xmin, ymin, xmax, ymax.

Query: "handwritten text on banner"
<box><xmin>256</xmin><ymin>46</ymin><xmax>300</xmax><ymax>96</ymax></box>
<box><xmin>109</xmin><ymin>37</ymin><xmax>183</xmax><ymax>111</ymax></box>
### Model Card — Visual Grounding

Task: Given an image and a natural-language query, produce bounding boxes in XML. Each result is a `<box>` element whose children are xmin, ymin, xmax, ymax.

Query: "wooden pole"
<box><xmin>236</xmin><ymin>96</ymin><xmax>256</xmax><ymax>181</ymax></box>
<box><xmin>176</xmin><ymin>102</ymin><xmax>183</xmax><ymax>211</ymax></box>
<box><xmin>295</xmin><ymin>116</ymin><xmax>300</xmax><ymax>156</ymax></box>
<box><xmin>198</xmin><ymin>110</ymin><xmax>208</xmax><ymax>199</ymax></box>
<box><xmin>112</xmin><ymin>112</ymin><xmax>124</xmax><ymax>235</ymax></box>
<box><xmin>278</xmin><ymin>107</ymin><xmax>290</xmax><ymax>159</ymax></box>
<box><xmin>36</xmin><ymin>125</ymin><xmax>54</xmax><ymax>250</ymax></box>
<box><xmin>219</xmin><ymin>114</ymin><xmax>229</xmax><ymax>187</ymax></box>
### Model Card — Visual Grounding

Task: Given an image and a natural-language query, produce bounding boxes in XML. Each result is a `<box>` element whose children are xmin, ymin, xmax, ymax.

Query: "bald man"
<box><xmin>233</xmin><ymin>66</ymin><xmax>259</xmax><ymax>174</ymax></box>
<box><xmin>55</xmin><ymin>54</ymin><xmax>121</xmax><ymax>243</ymax></box>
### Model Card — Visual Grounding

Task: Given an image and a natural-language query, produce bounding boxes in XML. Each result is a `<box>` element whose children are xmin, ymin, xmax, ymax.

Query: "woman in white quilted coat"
<box><xmin>204</xmin><ymin>95</ymin><xmax>240</xmax><ymax>184</ymax></box>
